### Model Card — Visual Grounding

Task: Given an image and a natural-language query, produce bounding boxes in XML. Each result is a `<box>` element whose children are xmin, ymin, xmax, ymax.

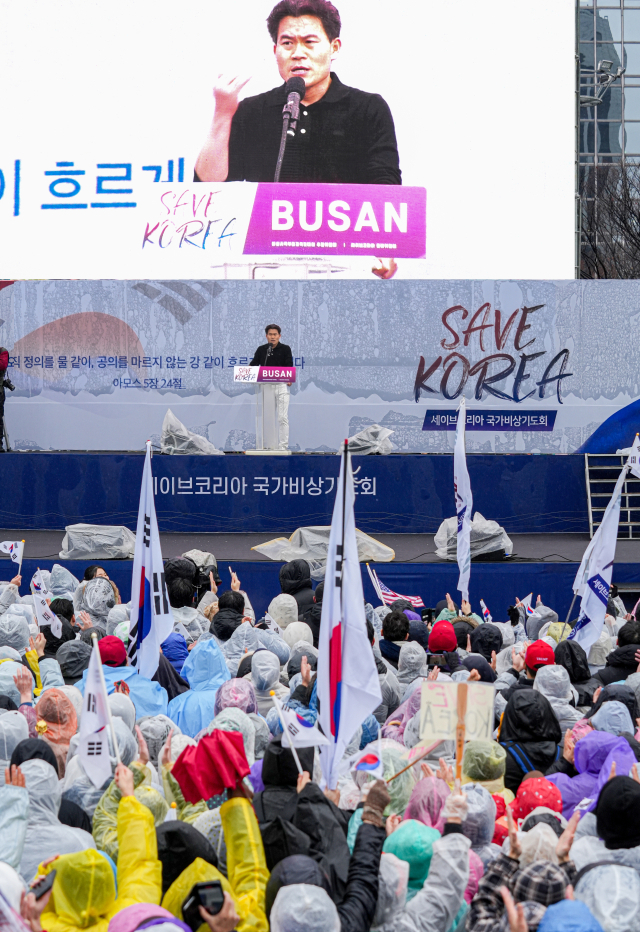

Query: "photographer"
<box><xmin>0</xmin><ymin>346</ymin><xmax>15</xmax><ymax>452</ymax></box>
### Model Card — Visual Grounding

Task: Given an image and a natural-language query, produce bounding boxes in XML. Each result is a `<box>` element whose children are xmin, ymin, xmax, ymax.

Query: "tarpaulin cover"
<box><xmin>252</xmin><ymin>525</ymin><xmax>394</xmax><ymax>580</ymax></box>
<box><xmin>59</xmin><ymin>524</ymin><xmax>136</xmax><ymax>560</ymax></box>
<box><xmin>346</xmin><ymin>424</ymin><xmax>394</xmax><ymax>455</ymax></box>
<box><xmin>171</xmin><ymin>729</ymin><xmax>250</xmax><ymax>803</ymax></box>
<box><xmin>434</xmin><ymin>512</ymin><xmax>513</xmax><ymax>561</ymax></box>
<box><xmin>160</xmin><ymin>408</ymin><xmax>224</xmax><ymax>455</ymax></box>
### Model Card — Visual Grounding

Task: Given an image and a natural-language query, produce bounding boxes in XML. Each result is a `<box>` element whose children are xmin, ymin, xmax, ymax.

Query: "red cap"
<box><xmin>98</xmin><ymin>635</ymin><xmax>127</xmax><ymax>668</ymax></box>
<box><xmin>524</xmin><ymin>639</ymin><xmax>555</xmax><ymax>670</ymax></box>
<box><xmin>428</xmin><ymin>620</ymin><xmax>457</xmax><ymax>653</ymax></box>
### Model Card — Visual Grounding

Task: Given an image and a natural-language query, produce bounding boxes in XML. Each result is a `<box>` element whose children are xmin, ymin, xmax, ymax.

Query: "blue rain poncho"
<box><xmin>75</xmin><ymin>664</ymin><xmax>168</xmax><ymax>719</ymax></box>
<box><xmin>167</xmin><ymin>639</ymin><xmax>230</xmax><ymax>738</ymax></box>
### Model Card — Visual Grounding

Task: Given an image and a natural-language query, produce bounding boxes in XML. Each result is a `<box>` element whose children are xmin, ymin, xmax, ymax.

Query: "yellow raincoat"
<box><xmin>38</xmin><ymin>795</ymin><xmax>161</xmax><ymax>932</ymax></box>
<box><xmin>162</xmin><ymin>796</ymin><xmax>269</xmax><ymax>932</ymax></box>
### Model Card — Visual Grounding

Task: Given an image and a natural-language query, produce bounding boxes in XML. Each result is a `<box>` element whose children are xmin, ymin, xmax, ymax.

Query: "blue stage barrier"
<box><xmin>0</xmin><ymin>452</ymin><xmax>589</xmax><ymax>535</ymax></box>
<box><xmin>6</xmin><ymin>558</ymin><xmax>638</xmax><ymax>624</ymax></box>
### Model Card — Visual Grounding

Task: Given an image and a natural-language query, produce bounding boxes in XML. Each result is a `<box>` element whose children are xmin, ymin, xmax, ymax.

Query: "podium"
<box><xmin>233</xmin><ymin>365</ymin><xmax>297</xmax><ymax>455</ymax></box>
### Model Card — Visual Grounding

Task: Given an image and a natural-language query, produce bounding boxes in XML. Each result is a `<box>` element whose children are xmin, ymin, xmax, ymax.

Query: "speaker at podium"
<box><xmin>233</xmin><ymin>365</ymin><xmax>296</xmax><ymax>455</ymax></box>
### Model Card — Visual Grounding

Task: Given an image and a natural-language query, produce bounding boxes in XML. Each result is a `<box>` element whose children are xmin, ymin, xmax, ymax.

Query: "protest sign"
<box><xmin>419</xmin><ymin>681</ymin><xmax>494</xmax><ymax>744</ymax></box>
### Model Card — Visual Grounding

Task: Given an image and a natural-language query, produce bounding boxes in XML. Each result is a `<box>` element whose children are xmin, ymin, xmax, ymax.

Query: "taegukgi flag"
<box><xmin>78</xmin><ymin>642</ymin><xmax>112</xmax><ymax>788</ymax></box>
<box><xmin>454</xmin><ymin>398</ymin><xmax>473</xmax><ymax>602</ymax></box>
<box><xmin>569</xmin><ymin>465</ymin><xmax>625</xmax><ymax>656</ymax></box>
<box><xmin>317</xmin><ymin>441</ymin><xmax>382</xmax><ymax>789</ymax></box>
<box><xmin>0</xmin><ymin>541</ymin><xmax>23</xmax><ymax>564</ymax></box>
<box><xmin>128</xmin><ymin>440</ymin><xmax>174</xmax><ymax>678</ymax></box>
<box><xmin>272</xmin><ymin>694</ymin><xmax>330</xmax><ymax>749</ymax></box>
<box><xmin>573</xmin><ymin>463</ymin><xmax>629</xmax><ymax>598</ymax></box>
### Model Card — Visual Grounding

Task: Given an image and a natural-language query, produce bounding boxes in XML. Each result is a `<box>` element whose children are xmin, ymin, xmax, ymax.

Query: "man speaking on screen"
<box><xmin>194</xmin><ymin>0</ymin><xmax>401</xmax><ymax>278</ymax></box>
<box><xmin>250</xmin><ymin>324</ymin><xmax>294</xmax><ymax>451</ymax></box>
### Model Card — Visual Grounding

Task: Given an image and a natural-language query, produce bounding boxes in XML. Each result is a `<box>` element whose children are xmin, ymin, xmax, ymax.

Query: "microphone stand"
<box><xmin>274</xmin><ymin>86</ymin><xmax>303</xmax><ymax>183</ymax></box>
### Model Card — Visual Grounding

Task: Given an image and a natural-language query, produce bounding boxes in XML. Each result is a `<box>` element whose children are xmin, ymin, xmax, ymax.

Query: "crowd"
<box><xmin>1</xmin><ymin>552</ymin><xmax>640</xmax><ymax>932</ymax></box>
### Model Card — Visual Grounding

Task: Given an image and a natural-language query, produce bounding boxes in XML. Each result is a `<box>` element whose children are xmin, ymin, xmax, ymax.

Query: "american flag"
<box><xmin>367</xmin><ymin>565</ymin><xmax>425</xmax><ymax>608</ymax></box>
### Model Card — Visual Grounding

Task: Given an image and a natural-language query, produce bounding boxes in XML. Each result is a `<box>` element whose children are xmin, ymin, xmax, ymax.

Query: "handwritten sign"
<box><xmin>419</xmin><ymin>681</ymin><xmax>494</xmax><ymax>743</ymax></box>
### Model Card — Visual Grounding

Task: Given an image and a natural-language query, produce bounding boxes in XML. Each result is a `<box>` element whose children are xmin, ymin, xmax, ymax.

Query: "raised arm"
<box><xmin>194</xmin><ymin>75</ymin><xmax>251</xmax><ymax>182</ymax></box>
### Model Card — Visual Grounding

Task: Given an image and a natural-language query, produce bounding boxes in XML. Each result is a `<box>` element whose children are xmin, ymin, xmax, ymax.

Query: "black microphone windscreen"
<box><xmin>285</xmin><ymin>76</ymin><xmax>306</xmax><ymax>98</ymax></box>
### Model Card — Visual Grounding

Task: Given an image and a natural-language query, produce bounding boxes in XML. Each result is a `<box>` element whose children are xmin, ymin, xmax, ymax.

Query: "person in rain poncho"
<box><xmin>0</xmin><ymin>711</ymin><xmax>29</xmax><ymax>780</ymax></box>
<box><xmin>108</xmin><ymin>692</ymin><xmax>136</xmax><ymax>733</ymax></box>
<box><xmin>462</xmin><ymin>740</ymin><xmax>514</xmax><ymax>803</ymax></box>
<box><xmin>251</xmin><ymin>650</ymin><xmax>289</xmax><ymax>716</ymax></box>
<box><xmin>18</xmin><ymin>758</ymin><xmax>96</xmax><ymax>883</ymax></box>
<box><xmin>589</xmin><ymin>700</ymin><xmax>635</xmax><ymax>736</ymax></box>
<box><xmin>160</xmin><ymin>632</ymin><xmax>189</xmax><ymax>676</ymax></box>
<box><xmin>498</xmin><ymin>690</ymin><xmax>562</xmax><ymax>794</ymax></box>
<box><xmin>73</xmin><ymin>577</ymin><xmax>116</xmax><ymax>632</ymax></box>
<box><xmin>56</xmin><ymin>640</ymin><xmax>92</xmax><ymax>686</ymax></box>
<box><xmin>48</xmin><ymin>564</ymin><xmax>80</xmax><ymax>601</ymax></box>
<box><xmin>403</xmin><ymin>770</ymin><xmax>451</xmax><ymax>833</ymax></box>
<box><xmin>33</xmin><ymin>688</ymin><xmax>77</xmax><ymax>778</ymax></box>
<box><xmin>106</xmin><ymin>604</ymin><xmax>129</xmax><ymax>636</ymax></box>
<box><xmin>37</xmin><ymin>763</ymin><xmax>163</xmax><ymax>932</ymax></box>
<box><xmin>575</xmin><ymin>862</ymin><xmax>640</xmax><ymax>932</ymax></box>
<box><xmin>278</xmin><ymin>560</ymin><xmax>314</xmax><ymax>615</ymax></box>
<box><xmin>213</xmin><ymin>678</ymin><xmax>258</xmax><ymax>718</ymax></box>
<box><xmin>75</xmin><ymin>636</ymin><xmax>168</xmax><ymax>719</ymax></box>
<box><xmin>222</xmin><ymin>621</ymin><xmax>290</xmax><ymax>677</ymax></box>
<box><xmin>593</xmin><ymin>620</ymin><xmax>640</xmax><ymax>685</ymax></box>
<box><xmin>585</xmin><ymin>682</ymin><xmax>638</xmax><ymax>727</ymax></box>
<box><xmin>167</xmin><ymin>638</ymin><xmax>230</xmax><ymax>738</ymax></box>
<box><xmin>459</xmin><ymin>783</ymin><xmax>501</xmax><ymax>868</ymax></box>
<box><xmin>92</xmin><ymin>767</ymin><xmax>169</xmax><ymax>862</ymax></box>
<box><xmin>396</xmin><ymin>642</ymin><xmax>428</xmax><ymax>692</ymax></box>
<box><xmin>268</xmin><ymin>593</ymin><xmax>299</xmax><ymax>631</ymax></box>
<box><xmin>533</xmin><ymin>666</ymin><xmax>582</xmax><ymax>746</ymax></box>
<box><xmin>205</xmin><ymin>706</ymin><xmax>256</xmax><ymax>766</ymax></box>
<box><xmin>281</xmin><ymin>621</ymin><xmax>313</xmax><ymax>651</ymax></box>
<box><xmin>554</xmin><ymin>639</ymin><xmax>597</xmax><ymax>708</ymax></box>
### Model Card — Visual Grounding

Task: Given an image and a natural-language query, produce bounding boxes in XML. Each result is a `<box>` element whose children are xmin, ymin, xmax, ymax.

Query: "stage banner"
<box><xmin>0</xmin><ymin>0</ymin><xmax>574</xmax><ymax>280</ymax></box>
<box><xmin>1</xmin><ymin>279</ymin><xmax>640</xmax><ymax>455</ymax></box>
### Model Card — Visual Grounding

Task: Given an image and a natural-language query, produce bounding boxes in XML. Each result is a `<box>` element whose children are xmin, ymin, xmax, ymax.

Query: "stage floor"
<box><xmin>2</xmin><ymin>529</ymin><xmax>640</xmax><ymax>564</ymax></box>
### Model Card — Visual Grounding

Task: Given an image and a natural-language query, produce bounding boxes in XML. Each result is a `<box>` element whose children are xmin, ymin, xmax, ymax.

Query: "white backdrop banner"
<box><xmin>1</xmin><ymin>279</ymin><xmax>639</xmax><ymax>455</ymax></box>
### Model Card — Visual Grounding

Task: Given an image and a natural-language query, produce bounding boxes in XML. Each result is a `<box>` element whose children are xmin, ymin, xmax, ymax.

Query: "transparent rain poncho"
<box><xmin>462</xmin><ymin>783</ymin><xmax>499</xmax><ymax>866</ymax></box>
<box><xmin>205</xmin><ymin>706</ymin><xmax>255</xmax><ymax>766</ymax></box>
<box><xmin>213</xmin><ymin>678</ymin><xmax>258</xmax><ymax>717</ymax></box>
<box><xmin>136</xmin><ymin>715</ymin><xmax>179</xmax><ymax>766</ymax></box>
<box><xmin>159</xmin><ymin>732</ymin><xmax>196</xmax><ymax>764</ymax></box>
<box><xmin>0</xmin><ymin>712</ymin><xmax>29</xmax><ymax>776</ymax></box>
<box><xmin>403</xmin><ymin>775</ymin><xmax>451</xmax><ymax>832</ymax></box>
<box><xmin>248</xmin><ymin>712</ymin><xmax>270</xmax><ymax>759</ymax></box>
<box><xmin>222</xmin><ymin>624</ymin><xmax>260</xmax><ymax>675</ymax></box>
<box><xmin>49</xmin><ymin>564</ymin><xmax>80</xmax><ymax>601</ymax></box>
<box><xmin>0</xmin><ymin>661</ymin><xmax>30</xmax><ymax>707</ymax></box>
<box><xmin>591</xmin><ymin>701</ymin><xmax>635</xmax><ymax>736</ymax></box>
<box><xmin>575</xmin><ymin>863</ymin><xmax>640</xmax><ymax>932</ymax></box>
<box><xmin>354</xmin><ymin>738</ymin><xmax>417</xmax><ymax>816</ymax></box>
<box><xmin>34</xmin><ymin>688</ymin><xmax>78</xmax><ymax>777</ymax></box>
<box><xmin>73</xmin><ymin>577</ymin><xmax>116</xmax><ymax>629</ymax></box>
<box><xmin>270</xmin><ymin>884</ymin><xmax>340</xmax><ymax>932</ymax></box>
<box><xmin>57</xmin><ymin>685</ymin><xmax>84</xmax><ymax>723</ymax></box>
<box><xmin>282</xmin><ymin>622</ymin><xmax>313</xmax><ymax>649</ymax></box>
<box><xmin>371</xmin><ymin>852</ymin><xmax>409</xmax><ymax>930</ymax></box>
<box><xmin>267</xmin><ymin>594</ymin><xmax>299</xmax><ymax>629</ymax></box>
<box><xmin>382</xmin><ymin>819</ymin><xmax>441</xmax><ymax>899</ymax></box>
<box><xmin>108</xmin><ymin>693</ymin><xmax>136</xmax><ymax>733</ymax></box>
<box><xmin>462</xmin><ymin>741</ymin><xmax>507</xmax><ymax>783</ymax></box>
<box><xmin>92</xmin><ymin>777</ymin><xmax>168</xmax><ymax>862</ymax></box>
<box><xmin>0</xmin><ymin>614</ymin><xmax>30</xmax><ymax>654</ymax></box>
<box><xmin>397</xmin><ymin>642</ymin><xmax>428</xmax><ymax>688</ymax></box>
<box><xmin>533</xmin><ymin>666</ymin><xmax>582</xmax><ymax>739</ymax></box>
<box><xmin>106</xmin><ymin>605</ymin><xmax>130</xmax><ymax>636</ymax></box>
<box><xmin>519</xmin><ymin>823</ymin><xmax>560</xmax><ymax>867</ymax></box>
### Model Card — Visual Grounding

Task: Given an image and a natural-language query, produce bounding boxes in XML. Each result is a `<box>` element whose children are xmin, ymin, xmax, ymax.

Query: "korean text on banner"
<box><xmin>419</xmin><ymin>681</ymin><xmax>494</xmax><ymax>744</ymax></box>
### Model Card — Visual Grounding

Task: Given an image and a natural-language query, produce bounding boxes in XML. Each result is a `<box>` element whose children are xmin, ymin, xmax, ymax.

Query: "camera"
<box><xmin>182</xmin><ymin>881</ymin><xmax>225</xmax><ymax>930</ymax></box>
<box><xmin>4</xmin><ymin>378</ymin><xmax>15</xmax><ymax>391</ymax></box>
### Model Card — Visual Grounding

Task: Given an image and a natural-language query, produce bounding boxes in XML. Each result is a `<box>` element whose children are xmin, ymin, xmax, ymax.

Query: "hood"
<box><xmin>511</xmin><ymin>778</ymin><xmax>562</xmax><ymax>821</ymax></box>
<box><xmin>261</xmin><ymin>737</ymin><xmax>314</xmax><ymax>787</ymax></box>
<box><xmin>382</xmin><ymin>819</ymin><xmax>440</xmax><ymax>891</ymax></box>
<box><xmin>452</xmin><ymin>621</ymin><xmax>475</xmax><ymax>650</ymax></box>
<box><xmin>34</xmin><ymin>689</ymin><xmax>77</xmax><ymax>744</ymax></box>
<box><xmin>554</xmin><ymin>639</ymin><xmax>591</xmax><ymax>683</ymax></box>
<box><xmin>462</xmin><ymin>740</ymin><xmax>506</xmax><ymax>782</ymax></box>
<box><xmin>282</xmin><ymin>621</ymin><xmax>313</xmax><ymax>649</ymax></box>
<box><xmin>0</xmin><ymin>614</ymin><xmax>30</xmax><ymax>653</ymax></box>
<box><xmin>287</xmin><ymin>643</ymin><xmax>318</xmax><ymax>680</ymax></box>
<box><xmin>156</xmin><ymin>821</ymin><xmax>218</xmax><ymax>895</ymax></box>
<box><xmin>398</xmin><ymin>642</ymin><xmax>427</xmax><ymax>677</ymax></box>
<box><xmin>500</xmin><ymin>690</ymin><xmax>563</xmax><ymax>744</ymax></box>
<box><xmin>604</xmin><ymin>643</ymin><xmax>640</xmax><ymax>669</ymax></box>
<box><xmin>0</xmin><ymin>660</ymin><xmax>28</xmax><ymax>707</ymax></box>
<box><xmin>181</xmin><ymin>638</ymin><xmax>230</xmax><ymax>691</ymax></box>
<box><xmin>222</xmin><ymin>623</ymin><xmax>260</xmax><ymax>674</ymax></box>
<box><xmin>56</xmin><ymin>640</ymin><xmax>92</xmax><ymax>682</ymax></box>
<box><xmin>469</xmin><ymin>624</ymin><xmax>503</xmax><ymax>660</ymax></box>
<box><xmin>526</xmin><ymin>605</ymin><xmax>557</xmax><ymax>640</ymax></box>
<box><xmin>279</xmin><ymin>560</ymin><xmax>312</xmax><ymax>596</ymax></box>
<box><xmin>137</xmin><ymin>715</ymin><xmax>176</xmax><ymax>766</ymax></box>
<box><xmin>106</xmin><ymin>605</ymin><xmax>130</xmax><ymax>635</ymax></box>
<box><xmin>22</xmin><ymin>758</ymin><xmax>62</xmax><ymax>823</ymax></box>
<box><xmin>265</xmin><ymin>855</ymin><xmax>331</xmax><ymax>918</ymax></box>
<box><xmin>574</xmin><ymin>862</ymin><xmax>640</xmax><ymax>930</ymax></box>
<box><xmin>536</xmin><ymin>899</ymin><xmax>604</xmax><ymax>932</ymax></box>
<box><xmin>270</xmin><ymin>883</ymin><xmax>340</xmax><ymax>932</ymax></box>
<box><xmin>268</xmin><ymin>593</ymin><xmax>299</xmax><ymax>629</ymax></box>
<box><xmin>211</xmin><ymin>606</ymin><xmax>243</xmax><ymax>642</ymax></box>
<box><xmin>403</xmin><ymin>775</ymin><xmax>450</xmax><ymax>833</ymax></box>
<box><xmin>533</xmin><ymin>664</ymin><xmax>573</xmax><ymax>701</ymax></box>
<box><xmin>10</xmin><ymin>736</ymin><xmax>58</xmax><ymax>772</ymax></box>
<box><xmin>461</xmin><ymin>783</ymin><xmax>496</xmax><ymax>847</ymax></box>
<box><xmin>0</xmin><ymin>711</ymin><xmax>29</xmax><ymax>762</ymax></box>
<box><xmin>590</xmin><ymin>700</ymin><xmax>635</xmax><ymax>735</ymax></box>
<box><xmin>586</xmin><ymin>683</ymin><xmax>639</xmax><ymax>724</ymax></box>
<box><xmin>49</xmin><ymin>564</ymin><xmax>80</xmax><ymax>600</ymax></box>
<box><xmin>595</xmin><ymin>777</ymin><xmax>640</xmax><ymax>850</ymax></box>
<box><xmin>42</xmin><ymin>848</ymin><xmax>115</xmax><ymax>927</ymax></box>
<box><xmin>462</xmin><ymin>654</ymin><xmax>497</xmax><ymax>683</ymax></box>
<box><xmin>213</xmin><ymin>677</ymin><xmax>258</xmax><ymax>716</ymax></box>
<box><xmin>251</xmin><ymin>650</ymin><xmax>282</xmax><ymax>693</ymax></box>
<box><xmin>160</xmin><ymin>632</ymin><xmax>189</xmax><ymax>675</ymax></box>
<box><xmin>574</xmin><ymin>730</ymin><xmax>626</xmax><ymax>775</ymax></box>
<box><xmin>108</xmin><ymin>692</ymin><xmax>136</xmax><ymax>732</ymax></box>
<box><xmin>74</xmin><ymin>577</ymin><xmax>116</xmax><ymax>619</ymax></box>
<box><xmin>161</xmin><ymin>857</ymin><xmax>232</xmax><ymax>926</ymax></box>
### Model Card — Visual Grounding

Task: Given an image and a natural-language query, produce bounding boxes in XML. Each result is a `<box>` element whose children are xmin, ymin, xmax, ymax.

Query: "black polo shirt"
<box><xmin>198</xmin><ymin>73</ymin><xmax>401</xmax><ymax>185</ymax></box>
<box><xmin>250</xmin><ymin>342</ymin><xmax>294</xmax><ymax>367</ymax></box>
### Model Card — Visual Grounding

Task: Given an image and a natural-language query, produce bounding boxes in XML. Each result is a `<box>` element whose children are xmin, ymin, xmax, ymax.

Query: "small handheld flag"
<box><xmin>480</xmin><ymin>599</ymin><xmax>492</xmax><ymax>623</ymax></box>
<box><xmin>272</xmin><ymin>693</ymin><xmax>330</xmax><ymax>750</ymax></box>
<box><xmin>0</xmin><ymin>540</ymin><xmax>24</xmax><ymax>567</ymax></box>
<box><xmin>367</xmin><ymin>565</ymin><xmax>425</xmax><ymax>608</ymax></box>
<box><xmin>78</xmin><ymin>634</ymin><xmax>120</xmax><ymax>788</ymax></box>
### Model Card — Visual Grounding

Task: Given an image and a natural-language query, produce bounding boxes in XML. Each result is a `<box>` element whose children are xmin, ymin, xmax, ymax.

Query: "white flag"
<box><xmin>317</xmin><ymin>442</ymin><xmax>382</xmax><ymax>789</ymax></box>
<box><xmin>628</xmin><ymin>434</ymin><xmax>640</xmax><ymax>480</ymax></box>
<box><xmin>128</xmin><ymin>441</ymin><xmax>174</xmax><ymax>678</ymax></box>
<box><xmin>33</xmin><ymin>593</ymin><xmax>62</xmax><ymax>638</ymax></box>
<box><xmin>273</xmin><ymin>694</ymin><xmax>330</xmax><ymax>748</ymax></box>
<box><xmin>454</xmin><ymin>398</ymin><xmax>473</xmax><ymax>602</ymax></box>
<box><xmin>573</xmin><ymin>465</ymin><xmax>629</xmax><ymax>597</ymax></box>
<box><xmin>0</xmin><ymin>541</ymin><xmax>23</xmax><ymax>564</ymax></box>
<box><xmin>520</xmin><ymin>592</ymin><xmax>542</xmax><ymax>628</ymax></box>
<box><xmin>264</xmin><ymin>612</ymin><xmax>282</xmax><ymax>636</ymax></box>
<box><xmin>31</xmin><ymin>568</ymin><xmax>51</xmax><ymax>600</ymax></box>
<box><xmin>569</xmin><ymin>467</ymin><xmax>625</xmax><ymax>656</ymax></box>
<box><xmin>78</xmin><ymin>644</ymin><xmax>112</xmax><ymax>788</ymax></box>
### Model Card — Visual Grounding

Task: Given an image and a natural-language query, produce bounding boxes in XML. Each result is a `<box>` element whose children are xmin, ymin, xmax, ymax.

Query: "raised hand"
<box><xmin>386</xmin><ymin>813</ymin><xmax>402</xmax><ymax>835</ymax></box>
<box><xmin>114</xmin><ymin>762</ymin><xmax>134</xmax><ymax>797</ymax></box>
<box><xmin>300</xmin><ymin>655</ymin><xmax>312</xmax><ymax>688</ymax></box>
<box><xmin>161</xmin><ymin>729</ymin><xmax>174</xmax><ymax>767</ymax></box>
<box><xmin>461</xmin><ymin>599</ymin><xmax>472</xmax><ymax>616</ymax></box>
<box><xmin>4</xmin><ymin>764</ymin><xmax>25</xmax><ymax>787</ymax></box>
<box><xmin>467</xmin><ymin>668</ymin><xmax>481</xmax><ymax>681</ymax></box>
<box><xmin>500</xmin><ymin>886</ymin><xmax>529</xmax><ymax>932</ymax></box>
<box><xmin>77</xmin><ymin>610</ymin><xmax>94</xmax><ymax>631</ymax></box>
<box><xmin>511</xmin><ymin>645</ymin><xmax>526</xmax><ymax>673</ymax></box>
<box><xmin>505</xmin><ymin>805</ymin><xmax>522</xmax><ymax>860</ymax></box>
<box><xmin>297</xmin><ymin>771</ymin><xmax>311</xmax><ymax>793</ymax></box>
<box><xmin>420</xmin><ymin>762</ymin><xmax>436</xmax><ymax>780</ymax></box>
<box><xmin>13</xmin><ymin>665</ymin><xmax>33</xmax><ymax>704</ymax></box>
<box><xmin>563</xmin><ymin>729</ymin><xmax>576</xmax><ymax>764</ymax></box>
<box><xmin>212</xmin><ymin>74</ymin><xmax>252</xmax><ymax>118</ymax></box>
<box><xmin>371</xmin><ymin>259</ymin><xmax>398</xmax><ymax>280</ymax></box>
<box><xmin>556</xmin><ymin>810</ymin><xmax>580</xmax><ymax>863</ymax></box>
<box><xmin>10</xmin><ymin>575</ymin><xmax>21</xmax><ymax>587</ymax></box>
<box><xmin>445</xmin><ymin>592</ymin><xmax>456</xmax><ymax>613</ymax></box>
<box><xmin>427</xmin><ymin>665</ymin><xmax>440</xmax><ymax>681</ymax></box>
<box><xmin>135</xmin><ymin>725</ymin><xmax>150</xmax><ymax>766</ymax></box>
<box><xmin>28</xmin><ymin>634</ymin><xmax>45</xmax><ymax>658</ymax></box>
<box><xmin>490</xmin><ymin>650</ymin><xmax>497</xmax><ymax>671</ymax></box>
<box><xmin>230</xmin><ymin>571</ymin><xmax>241</xmax><ymax>591</ymax></box>
<box><xmin>437</xmin><ymin>757</ymin><xmax>454</xmax><ymax>785</ymax></box>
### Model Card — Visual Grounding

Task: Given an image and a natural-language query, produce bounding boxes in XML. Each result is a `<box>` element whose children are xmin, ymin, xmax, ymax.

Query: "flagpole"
<box><xmin>91</xmin><ymin>633</ymin><xmax>121</xmax><ymax>765</ymax></box>
<box><xmin>340</xmin><ymin>440</ymin><xmax>348</xmax><ymax>616</ymax></box>
<box><xmin>18</xmin><ymin>540</ymin><xmax>25</xmax><ymax>577</ymax></box>
<box><xmin>271</xmin><ymin>692</ymin><xmax>303</xmax><ymax>775</ymax></box>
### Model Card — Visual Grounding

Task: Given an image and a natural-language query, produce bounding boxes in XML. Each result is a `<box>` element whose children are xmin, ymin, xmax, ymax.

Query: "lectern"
<box><xmin>233</xmin><ymin>365</ymin><xmax>297</xmax><ymax>455</ymax></box>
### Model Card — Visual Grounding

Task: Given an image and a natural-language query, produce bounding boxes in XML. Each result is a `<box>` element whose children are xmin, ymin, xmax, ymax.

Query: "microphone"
<box><xmin>282</xmin><ymin>76</ymin><xmax>306</xmax><ymax>134</ymax></box>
